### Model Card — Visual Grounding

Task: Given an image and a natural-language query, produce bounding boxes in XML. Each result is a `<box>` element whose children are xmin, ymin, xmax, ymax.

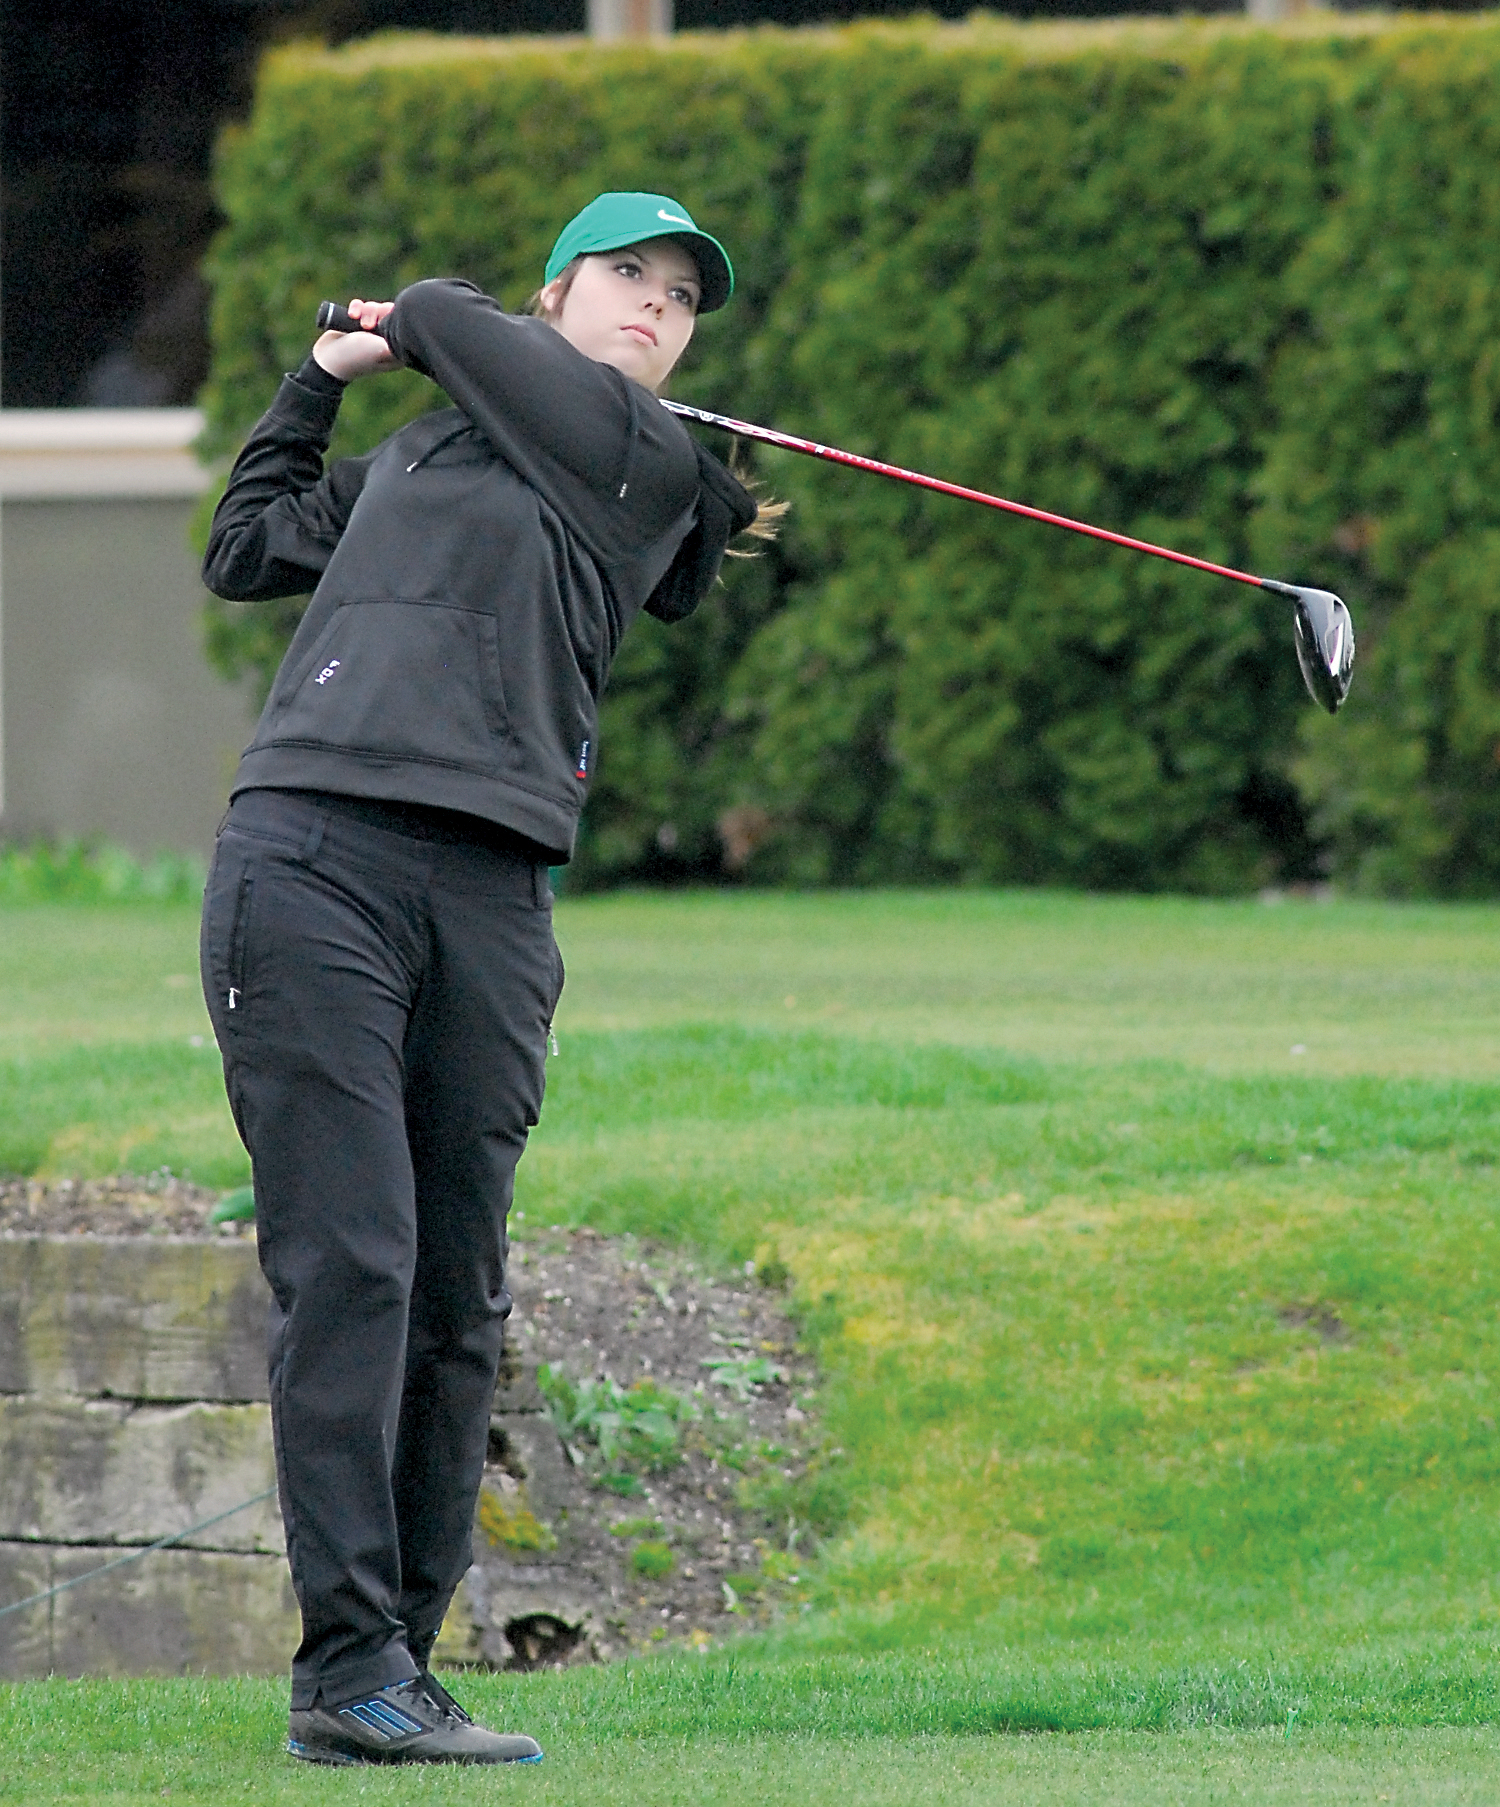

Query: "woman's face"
<box><xmin>543</xmin><ymin>239</ymin><xmax>700</xmax><ymax>390</ymax></box>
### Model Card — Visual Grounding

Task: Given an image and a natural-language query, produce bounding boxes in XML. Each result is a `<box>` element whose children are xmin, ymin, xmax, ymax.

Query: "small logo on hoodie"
<box><xmin>575</xmin><ymin>740</ymin><xmax>590</xmax><ymax>781</ymax></box>
<box><xmin>314</xmin><ymin>660</ymin><xmax>341</xmax><ymax>686</ymax></box>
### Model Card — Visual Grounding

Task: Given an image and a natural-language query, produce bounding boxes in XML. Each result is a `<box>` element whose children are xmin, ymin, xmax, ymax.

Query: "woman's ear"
<box><xmin>536</xmin><ymin>276</ymin><xmax>566</xmax><ymax>320</ymax></box>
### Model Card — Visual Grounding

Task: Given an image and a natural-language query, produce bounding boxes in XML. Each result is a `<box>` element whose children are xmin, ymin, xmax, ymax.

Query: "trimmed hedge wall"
<box><xmin>201</xmin><ymin>17</ymin><xmax>1500</xmax><ymax>893</ymax></box>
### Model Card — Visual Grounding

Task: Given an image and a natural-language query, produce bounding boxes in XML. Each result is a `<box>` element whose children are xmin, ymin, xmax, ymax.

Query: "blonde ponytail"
<box><xmin>725</xmin><ymin>450</ymin><xmax>788</xmax><ymax>555</ymax></box>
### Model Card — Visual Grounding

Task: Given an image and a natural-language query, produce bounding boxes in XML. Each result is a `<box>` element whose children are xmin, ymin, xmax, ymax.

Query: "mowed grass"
<box><xmin>2</xmin><ymin>886</ymin><xmax>1496</xmax><ymax>1181</ymax></box>
<box><xmin>4</xmin><ymin>889</ymin><xmax>1500</xmax><ymax>1797</ymax></box>
<box><xmin>6</xmin><ymin>887</ymin><xmax>1500</xmax><ymax>1069</ymax></box>
<box><xmin>0</xmin><ymin>906</ymin><xmax>241</xmax><ymax>1184</ymax></box>
<box><xmin>546</xmin><ymin>889</ymin><xmax>1500</xmax><ymax>1078</ymax></box>
<box><xmin>9</xmin><ymin>1665</ymin><xmax>1500</xmax><ymax>1804</ymax></box>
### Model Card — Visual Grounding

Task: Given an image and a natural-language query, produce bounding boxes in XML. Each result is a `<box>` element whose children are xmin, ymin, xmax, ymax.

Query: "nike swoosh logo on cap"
<box><xmin>657</xmin><ymin>210</ymin><xmax>692</xmax><ymax>224</ymax></box>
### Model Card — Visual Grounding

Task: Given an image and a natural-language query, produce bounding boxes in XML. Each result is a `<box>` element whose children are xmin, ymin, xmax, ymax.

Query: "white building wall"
<box><xmin>587</xmin><ymin>0</ymin><xmax>673</xmax><ymax>38</ymax></box>
<box><xmin>0</xmin><ymin>411</ymin><xmax>257</xmax><ymax>858</ymax></box>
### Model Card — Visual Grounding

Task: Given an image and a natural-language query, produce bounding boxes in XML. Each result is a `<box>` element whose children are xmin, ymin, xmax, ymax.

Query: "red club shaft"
<box><xmin>313</xmin><ymin>304</ymin><xmax>1273</xmax><ymax>594</ymax></box>
<box><xmin>661</xmin><ymin>399</ymin><xmax>1274</xmax><ymax>593</ymax></box>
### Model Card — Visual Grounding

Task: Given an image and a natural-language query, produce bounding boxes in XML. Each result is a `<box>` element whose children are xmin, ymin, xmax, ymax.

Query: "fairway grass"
<box><xmin>5</xmin><ymin>888</ymin><xmax>1499</xmax><ymax>1074</ymax></box>
<box><xmin>3</xmin><ymin>888</ymin><xmax>1500</xmax><ymax>1758</ymax></box>
<box><xmin>0</xmin><ymin>908</ymin><xmax>211</xmax><ymax>1060</ymax></box>
<box><xmin>0</xmin><ymin>1040</ymin><xmax>246</xmax><ymax>1184</ymax></box>
<box><xmin>7</xmin><ymin>1664</ymin><xmax>1500</xmax><ymax>1804</ymax></box>
<box><xmin>545</xmin><ymin>889</ymin><xmax>1500</xmax><ymax>1078</ymax></box>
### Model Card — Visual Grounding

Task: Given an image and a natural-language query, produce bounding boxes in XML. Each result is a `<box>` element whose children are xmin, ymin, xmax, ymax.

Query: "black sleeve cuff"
<box><xmin>290</xmin><ymin>354</ymin><xmax>348</xmax><ymax>396</ymax></box>
<box><xmin>265</xmin><ymin>360</ymin><xmax>345</xmax><ymax>449</ymax></box>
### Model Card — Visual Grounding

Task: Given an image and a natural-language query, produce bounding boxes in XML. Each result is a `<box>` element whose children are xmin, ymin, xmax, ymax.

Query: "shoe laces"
<box><xmin>416</xmin><ymin>1672</ymin><xmax>472</xmax><ymax>1725</ymax></box>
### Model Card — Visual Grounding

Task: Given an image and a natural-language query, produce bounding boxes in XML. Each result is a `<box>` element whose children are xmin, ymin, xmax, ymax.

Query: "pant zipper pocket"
<box><xmin>227</xmin><ymin>873</ymin><xmax>254</xmax><ymax>1011</ymax></box>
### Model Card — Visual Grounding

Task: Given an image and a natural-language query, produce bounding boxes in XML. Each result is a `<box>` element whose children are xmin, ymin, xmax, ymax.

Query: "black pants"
<box><xmin>200</xmin><ymin>788</ymin><xmax>561</xmax><ymax>1708</ymax></box>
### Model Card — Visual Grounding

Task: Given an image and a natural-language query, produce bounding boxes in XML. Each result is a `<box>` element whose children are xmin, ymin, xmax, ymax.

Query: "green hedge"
<box><xmin>200</xmin><ymin>17</ymin><xmax>1500</xmax><ymax>893</ymax></box>
<box><xmin>1263</xmin><ymin>39</ymin><xmax>1500</xmax><ymax>895</ymax></box>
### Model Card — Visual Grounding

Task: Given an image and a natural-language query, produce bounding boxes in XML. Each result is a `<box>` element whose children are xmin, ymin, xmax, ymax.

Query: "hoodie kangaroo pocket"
<box><xmin>268</xmin><ymin>601</ymin><xmax>509</xmax><ymax>774</ymax></box>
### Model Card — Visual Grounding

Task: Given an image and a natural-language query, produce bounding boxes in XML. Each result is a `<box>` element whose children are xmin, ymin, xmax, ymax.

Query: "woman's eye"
<box><xmin>615</xmin><ymin>261</ymin><xmax>642</xmax><ymax>280</ymax></box>
<box><xmin>670</xmin><ymin>287</ymin><xmax>698</xmax><ymax>310</ymax></box>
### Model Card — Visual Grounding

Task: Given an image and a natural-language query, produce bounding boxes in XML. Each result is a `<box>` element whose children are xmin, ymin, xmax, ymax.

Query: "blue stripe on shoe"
<box><xmin>340</xmin><ymin>1700</ymin><xmax>424</xmax><ymax>1739</ymax></box>
<box><xmin>371</xmin><ymin>1701</ymin><xmax>427</xmax><ymax>1737</ymax></box>
<box><xmin>340</xmin><ymin>1704</ymin><xmax>390</xmax><ymax>1738</ymax></box>
<box><xmin>368</xmin><ymin>1701</ymin><xmax>426</xmax><ymax>1737</ymax></box>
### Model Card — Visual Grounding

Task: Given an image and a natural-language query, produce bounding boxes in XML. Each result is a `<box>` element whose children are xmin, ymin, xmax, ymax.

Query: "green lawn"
<box><xmin>4</xmin><ymin>888</ymin><xmax>1497</xmax><ymax>1177</ymax></box>
<box><xmin>7</xmin><ymin>888</ymin><xmax>1500</xmax><ymax>1072</ymax></box>
<box><xmin>7</xmin><ymin>1664</ymin><xmax>1500</xmax><ymax>1803</ymax></box>
<box><xmin>3</xmin><ymin>889</ymin><xmax>1500</xmax><ymax>1797</ymax></box>
<box><xmin>545</xmin><ymin>888</ymin><xmax>1500</xmax><ymax>1077</ymax></box>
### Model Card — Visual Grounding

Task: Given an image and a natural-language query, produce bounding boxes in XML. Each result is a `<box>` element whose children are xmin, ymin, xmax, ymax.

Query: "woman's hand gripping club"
<box><xmin>313</xmin><ymin>298</ymin><xmax>398</xmax><ymax>380</ymax></box>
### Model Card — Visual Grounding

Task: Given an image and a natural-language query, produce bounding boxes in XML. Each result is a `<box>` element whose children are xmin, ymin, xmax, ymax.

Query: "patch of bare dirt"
<box><xmin>0</xmin><ymin>1175</ymin><xmax>244</xmax><ymax>1237</ymax></box>
<box><xmin>1278</xmin><ymin>1303</ymin><xmax>1351</xmax><ymax>1343</ymax></box>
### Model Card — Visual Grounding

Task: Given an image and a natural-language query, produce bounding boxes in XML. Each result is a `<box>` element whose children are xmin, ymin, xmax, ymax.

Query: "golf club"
<box><xmin>315</xmin><ymin>300</ymin><xmax>1356</xmax><ymax>712</ymax></box>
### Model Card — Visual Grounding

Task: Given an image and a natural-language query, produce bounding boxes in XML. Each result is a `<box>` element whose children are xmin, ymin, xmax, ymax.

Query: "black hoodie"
<box><xmin>203</xmin><ymin>278</ymin><xmax>756</xmax><ymax>860</ymax></box>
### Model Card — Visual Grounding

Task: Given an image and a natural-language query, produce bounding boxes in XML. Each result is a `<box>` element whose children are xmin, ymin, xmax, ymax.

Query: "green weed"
<box><xmin>702</xmin><ymin>1353</ymin><xmax>786</xmax><ymax>1400</ymax></box>
<box><xmin>609</xmin><ymin>1517</ymin><xmax>664</xmax><ymax>1539</ymax></box>
<box><xmin>599</xmin><ymin>1472</ymin><xmax>648</xmax><ymax>1498</ymax></box>
<box><xmin>537</xmin><ymin>1366</ymin><xmax>698</xmax><ymax>1474</ymax></box>
<box><xmin>630</xmin><ymin>1540</ymin><xmax>676</xmax><ymax>1579</ymax></box>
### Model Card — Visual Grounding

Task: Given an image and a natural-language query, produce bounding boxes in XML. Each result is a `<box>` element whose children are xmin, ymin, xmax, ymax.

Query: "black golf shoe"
<box><xmin>287</xmin><ymin>1676</ymin><xmax>542</xmax><ymax>1765</ymax></box>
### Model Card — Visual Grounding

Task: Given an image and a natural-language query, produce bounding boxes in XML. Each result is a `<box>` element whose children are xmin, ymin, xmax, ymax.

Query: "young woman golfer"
<box><xmin>200</xmin><ymin>192</ymin><xmax>760</xmax><ymax>1766</ymax></box>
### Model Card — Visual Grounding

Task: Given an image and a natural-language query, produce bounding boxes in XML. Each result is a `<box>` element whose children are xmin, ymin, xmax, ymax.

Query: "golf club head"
<box><xmin>1283</xmin><ymin>585</ymin><xmax>1355</xmax><ymax>714</ymax></box>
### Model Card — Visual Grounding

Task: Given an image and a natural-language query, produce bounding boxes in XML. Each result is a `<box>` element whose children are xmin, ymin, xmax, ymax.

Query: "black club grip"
<box><xmin>316</xmin><ymin>300</ymin><xmax>388</xmax><ymax>336</ymax></box>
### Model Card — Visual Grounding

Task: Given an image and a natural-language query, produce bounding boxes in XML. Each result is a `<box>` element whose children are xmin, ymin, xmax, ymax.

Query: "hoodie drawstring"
<box><xmin>406</xmin><ymin>423</ymin><xmax>474</xmax><ymax>475</ymax></box>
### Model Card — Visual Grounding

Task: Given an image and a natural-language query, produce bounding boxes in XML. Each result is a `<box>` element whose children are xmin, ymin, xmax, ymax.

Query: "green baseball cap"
<box><xmin>544</xmin><ymin>191</ymin><xmax>734</xmax><ymax>313</ymax></box>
